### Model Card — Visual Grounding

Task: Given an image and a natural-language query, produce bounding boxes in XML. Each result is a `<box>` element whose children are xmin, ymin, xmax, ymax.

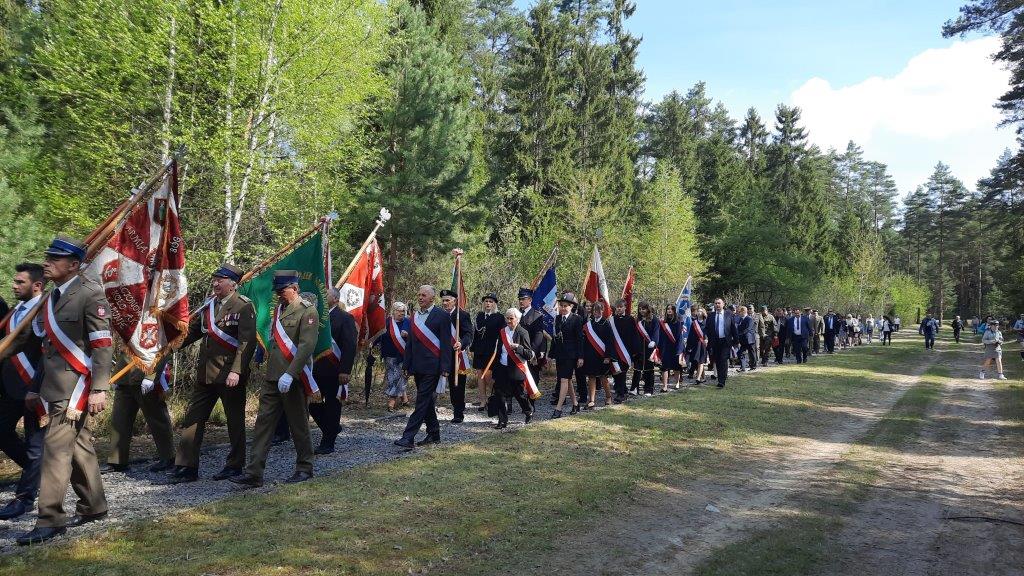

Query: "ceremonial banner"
<box><xmin>238</xmin><ymin>232</ymin><xmax>332</xmax><ymax>367</ymax></box>
<box><xmin>531</xmin><ymin>249</ymin><xmax>558</xmax><ymax>336</ymax></box>
<box><xmin>450</xmin><ymin>250</ymin><xmax>467</xmax><ymax>310</ymax></box>
<box><xmin>582</xmin><ymin>245</ymin><xmax>612</xmax><ymax>318</ymax></box>
<box><xmin>622</xmin><ymin>266</ymin><xmax>635</xmax><ymax>316</ymax></box>
<box><xmin>339</xmin><ymin>238</ymin><xmax>386</xmax><ymax>343</ymax></box>
<box><xmin>84</xmin><ymin>161</ymin><xmax>189</xmax><ymax>369</ymax></box>
<box><xmin>675</xmin><ymin>275</ymin><xmax>693</xmax><ymax>342</ymax></box>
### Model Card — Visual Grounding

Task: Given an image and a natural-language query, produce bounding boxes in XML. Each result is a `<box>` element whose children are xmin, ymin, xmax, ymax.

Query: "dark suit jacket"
<box><xmin>404</xmin><ymin>306</ymin><xmax>453</xmax><ymax>376</ymax></box>
<box><xmin>471</xmin><ymin>311</ymin><xmax>505</xmax><ymax>357</ymax></box>
<box><xmin>550</xmin><ymin>313</ymin><xmax>584</xmax><ymax>361</ymax></box>
<box><xmin>314</xmin><ymin>307</ymin><xmax>358</xmax><ymax>381</ymax></box>
<box><xmin>498</xmin><ymin>325</ymin><xmax>535</xmax><ymax>380</ymax></box>
<box><xmin>823</xmin><ymin>314</ymin><xmax>839</xmax><ymax>335</ymax></box>
<box><xmin>786</xmin><ymin>316</ymin><xmax>812</xmax><ymax>342</ymax></box>
<box><xmin>705</xmin><ymin>310</ymin><xmax>738</xmax><ymax>350</ymax></box>
<box><xmin>613</xmin><ymin>313</ymin><xmax>639</xmax><ymax>358</ymax></box>
<box><xmin>0</xmin><ymin>300</ymin><xmax>43</xmax><ymax>400</ymax></box>
<box><xmin>520</xmin><ymin>307</ymin><xmax>548</xmax><ymax>357</ymax></box>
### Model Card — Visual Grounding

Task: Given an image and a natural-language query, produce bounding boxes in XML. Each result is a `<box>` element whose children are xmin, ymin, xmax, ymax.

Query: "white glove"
<box><xmin>648</xmin><ymin>341</ymin><xmax>655</xmax><ymax>349</ymax></box>
<box><xmin>277</xmin><ymin>372</ymin><xmax>293</xmax><ymax>394</ymax></box>
<box><xmin>141</xmin><ymin>378</ymin><xmax>155</xmax><ymax>395</ymax></box>
<box><xmin>336</xmin><ymin>384</ymin><xmax>349</xmax><ymax>400</ymax></box>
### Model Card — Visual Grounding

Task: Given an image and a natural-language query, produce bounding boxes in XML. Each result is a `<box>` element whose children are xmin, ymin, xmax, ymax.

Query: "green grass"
<box><xmin>692</xmin><ymin>364</ymin><xmax>947</xmax><ymax>576</ymax></box>
<box><xmin>1</xmin><ymin>339</ymin><xmax>925</xmax><ymax>576</ymax></box>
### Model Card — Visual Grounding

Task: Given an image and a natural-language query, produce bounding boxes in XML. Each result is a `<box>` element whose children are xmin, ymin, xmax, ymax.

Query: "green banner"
<box><xmin>238</xmin><ymin>232</ymin><xmax>331</xmax><ymax>359</ymax></box>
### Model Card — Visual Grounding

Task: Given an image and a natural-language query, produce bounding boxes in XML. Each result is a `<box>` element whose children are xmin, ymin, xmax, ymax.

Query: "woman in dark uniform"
<box><xmin>472</xmin><ymin>293</ymin><xmax>505</xmax><ymax>410</ymax></box>
<box><xmin>631</xmin><ymin>301</ymin><xmax>659</xmax><ymax>397</ymax></box>
<box><xmin>658</xmin><ymin>305</ymin><xmax>683</xmax><ymax>392</ymax></box>
<box><xmin>493</xmin><ymin>308</ymin><xmax>534</xmax><ymax>429</ymax></box>
<box><xmin>581</xmin><ymin>301</ymin><xmax>618</xmax><ymax>409</ymax></box>
<box><xmin>685</xmin><ymin>307</ymin><xmax>709</xmax><ymax>384</ymax></box>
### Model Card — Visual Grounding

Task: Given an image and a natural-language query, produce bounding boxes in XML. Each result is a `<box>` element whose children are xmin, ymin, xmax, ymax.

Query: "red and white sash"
<box><xmin>271</xmin><ymin>305</ymin><xmax>319</xmax><ymax>397</ymax></box>
<box><xmin>386</xmin><ymin>317</ymin><xmax>407</xmax><ymax>355</ymax></box>
<box><xmin>660</xmin><ymin>320</ymin><xmax>678</xmax><ymax>345</ymax></box>
<box><xmin>203</xmin><ymin>299</ymin><xmax>239</xmax><ymax>351</ymax></box>
<box><xmin>583</xmin><ymin>320</ymin><xmax>621</xmax><ymax>374</ymax></box>
<box><xmin>6</xmin><ymin>313</ymin><xmax>36</xmax><ymax>386</ymax></box>
<box><xmin>329</xmin><ymin>337</ymin><xmax>342</xmax><ymax>366</ymax></box>
<box><xmin>609</xmin><ymin>317</ymin><xmax>632</xmax><ymax>368</ymax></box>
<box><xmin>450</xmin><ymin>323</ymin><xmax>470</xmax><ymax>373</ymax></box>
<box><xmin>42</xmin><ymin>289</ymin><xmax>107</xmax><ymax>418</ymax></box>
<box><xmin>635</xmin><ymin>319</ymin><xmax>661</xmax><ymax>363</ymax></box>
<box><xmin>499</xmin><ymin>327</ymin><xmax>540</xmax><ymax>398</ymax></box>
<box><xmin>410</xmin><ymin>312</ymin><xmax>441</xmax><ymax>358</ymax></box>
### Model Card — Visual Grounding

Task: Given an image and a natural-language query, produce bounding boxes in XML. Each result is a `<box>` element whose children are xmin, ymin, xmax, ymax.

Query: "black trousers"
<box><xmin>495</xmin><ymin>365</ymin><xmax>531</xmax><ymax>425</ymax></box>
<box><xmin>631</xmin><ymin>357</ymin><xmax>656</xmax><ymax>393</ymax></box>
<box><xmin>792</xmin><ymin>338</ymin><xmax>808</xmax><ymax>363</ymax></box>
<box><xmin>449</xmin><ymin>372</ymin><xmax>467</xmax><ymax>418</ymax></box>
<box><xmin>575</xmin><ymin>366</ymin><xmax>587</xmax><ymax>403</ymax></box>
<box><xmin>400</xmin><ymin>373</ymin><xmax>440</xmax><ymax>442</ymax></box>
<box><xmin>710</xmin><ymin>343</ymin><xmax>730</xmax><ymax>386</ymax></box>
<box><xmin>613</xmin><ymin>371</ymin><xmax>628</xmax><ymax>397</ymax></box>
<box><xmin>924</xmin><ymin>334</ymin><xmax>935</xmax><ymax>349</ymax></box>
<box><xmin>953</xmin><ymin>329</ymin><xmax>961</xmax><ymax>343</ymax></box>
<box><xmin>824</xmin><ymin>332</ymin><xmax>836</xmax><ymax>353</ymax></box>
<box><xmin>309</xmin><ymin>375</ymin><xmax>342</xmax><ymax>448</ymax></box>
<box><xmin>0</xmin><ymin>399</ymin><xmax>43</xmax><ymax>503</ymax></box>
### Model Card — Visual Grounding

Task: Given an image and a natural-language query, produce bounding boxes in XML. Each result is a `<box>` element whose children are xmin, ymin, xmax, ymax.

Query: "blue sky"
<box><xmin>515</xmin><ymin>0</ymin><xmax>1015</xmax><ymax>194</ymax></box>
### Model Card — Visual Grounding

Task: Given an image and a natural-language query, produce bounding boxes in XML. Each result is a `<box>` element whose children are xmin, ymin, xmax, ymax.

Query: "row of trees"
<box><xmin>0</xmin><ymin>0</ymin><xmax>1009</xmax><ymax>320</ymax></box>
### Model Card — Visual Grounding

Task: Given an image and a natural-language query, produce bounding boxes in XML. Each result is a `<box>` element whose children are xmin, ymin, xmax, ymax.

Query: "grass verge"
<box><xmin>1</xmin><ymin>340</ymin><xmax>924</xmax><ymax>576</ymax></box>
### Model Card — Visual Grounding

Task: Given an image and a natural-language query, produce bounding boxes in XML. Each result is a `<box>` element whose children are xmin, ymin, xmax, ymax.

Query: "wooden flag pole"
<box><xmin>451</xmin><ymin>248</ymin><xmax>464</xmax><ymax>382</ymax></box>
<box><xmin>0</xmin><ymin>159</ymin><xmax>176</xmax><ymax>359</ymax></box>
<box><xmin>334</xmin><ymin>207</ymin><xmax>391</xmax><ymax>288</ymax></box>
<box><xmin>108</xmin><ymin>213</ymin><xmax>334</xmax><ymax>385</ymax></box>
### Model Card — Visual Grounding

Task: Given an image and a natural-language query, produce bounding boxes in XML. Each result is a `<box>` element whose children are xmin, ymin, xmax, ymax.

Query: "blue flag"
<box><xmin>676</xmin><ymin>275</ymin><xmax>693</xmax><ymax>340</ymax></box>
<box><xmin>535</xmin><ymin>266</ymin><xmax>557</xmax><ymax>336</ymax></box>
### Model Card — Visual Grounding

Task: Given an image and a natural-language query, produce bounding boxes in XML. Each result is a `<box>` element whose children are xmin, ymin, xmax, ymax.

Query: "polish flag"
<box><xmin>582</xmin><ymin>246</ymin><xmax>611</xmax><ymax>318</ymax></box>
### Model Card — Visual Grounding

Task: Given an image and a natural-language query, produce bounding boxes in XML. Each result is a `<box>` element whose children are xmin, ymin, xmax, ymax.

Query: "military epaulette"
<box><xmin>301</xmin><ymin>299</ymin><xmax>315</xmax><ymax>308</ymax></box>
<box><xmin>236</xmin><ymin>294</ymin><xmax>252</xmax><ymax>303</ymax></box>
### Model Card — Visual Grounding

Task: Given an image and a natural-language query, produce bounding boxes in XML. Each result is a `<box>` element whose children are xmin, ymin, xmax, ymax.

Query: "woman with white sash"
<box><xmin>581</xmin><ymin>301</ymin><xmax>619</xmax><ymax>410</ymax></box>
<box><xmin>493</xmin><ymin>308</ymin><xmax>535</xmax><ymax>429</ymax></box>
<box><xmin>376</xmin><ymin>302</ymin><xmax>410</xmax><ymax>412</ymax></box>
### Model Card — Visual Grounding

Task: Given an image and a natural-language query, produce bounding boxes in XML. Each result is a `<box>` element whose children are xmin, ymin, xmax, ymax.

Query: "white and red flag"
<box><xmin>582</xmin><ymin>245</ymin><xmax>611</xmax><ymax>318</ymax></box>
<box><xmin>339</xmin><ymin>237</ymin><xmax>386</xmax><ymax>344</ymax></box>
<box><xmin>621</xmin><ymin>265</ymin><xmax>635</xmax><ymax>316</ymax></box>
<box><xmin>85</xmin><ymin>161</ymin><xmax>189</xmax><ymax>370</ymax></box>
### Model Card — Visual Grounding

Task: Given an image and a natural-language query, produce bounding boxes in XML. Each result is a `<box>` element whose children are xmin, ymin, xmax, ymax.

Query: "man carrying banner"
<box><xmin>0</xmin><ymin>237</ymin><xmax>113</xmax><ymax>544</ymax></box>
<box><xmin>440</xmin><ymin>289</ymin><xmax>472</xmax><ymax>424</ymax></box>
<box><xmin>101</xmin><ymin>346</ymin><xmax>175</xmax><ymax>473</ymax></box>
<box><xmin>307</xmin><ymin>288</ymin><xmax>357</xmax><ymax>455</ymax></box>
<box><xmin>394</xmin><ymin>285</ymin><xmax>452</xmax><ymax>450</ymax></box>
<box><xmin>232</xmin><ymin>270</ymin><xmax>320</xmax><ymax>487</ymax></box>
<box><xmin>167</xmin><ymin>263</ymin><xmax>256</xmax><ymax>484</ymax></box>
<box><xmin>0</xmin><ymin>263</ymin><xmax>45</xmax><ymax>521</ymax></box>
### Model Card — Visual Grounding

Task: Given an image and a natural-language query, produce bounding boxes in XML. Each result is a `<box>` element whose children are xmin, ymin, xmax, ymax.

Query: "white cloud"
<box><xmin>791</xmin><ymin>37</ymin><xmax>1016</xmax><ymax>192</ymax></box>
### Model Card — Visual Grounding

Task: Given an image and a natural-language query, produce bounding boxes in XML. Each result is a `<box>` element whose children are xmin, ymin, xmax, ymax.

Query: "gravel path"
<box><xmin>0</xmin><ymin>362</ymin><xmax>707</xmax><ymax>553</ymax></box>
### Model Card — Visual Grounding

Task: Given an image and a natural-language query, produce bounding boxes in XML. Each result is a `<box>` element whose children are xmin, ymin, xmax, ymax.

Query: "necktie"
<box><xmin>52</xmin><ymin>288</ymin><xmax>61</xmax><ymax>305</ymax></box>
<box><xmin>13</xmin><ymin>303</ymin><xmax>26</xmax><ymax>326</ymax></box>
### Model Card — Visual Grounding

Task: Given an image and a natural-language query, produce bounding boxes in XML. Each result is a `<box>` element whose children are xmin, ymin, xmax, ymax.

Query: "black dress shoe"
<box><xmin>416</xmin><ymin>435</ymin><xmax>440</xmax><ymax>447</ymax></box>
<box><xmin>211</xmin><ymin>467</ymin><xmax>242</xmax><ymax>481</ymax></box>
<box><xmin>167</xmin><ymin>467</ymin><xmax>199</xmax><ymax>484</ymax></box>
<box><xmin>148</xmin><ymin>458</ymin><xmax>175</xmax><ymax>473</ymax></box>
<box><xmin>524</xmin><ymin>412</ymin><xmax>533</xmax><ymax>424</ymax></box>
<box><xmin>66</xmin><ymin>511</ymin><xmax>108</xmax><ymax>528</ymax></box>
<box><xmin>314</xmin><ymin>444</ymin><xmax>335</xmax><ymax>455</ymax></box>
<box><xmin>17</xmin><ymin>526</ymin><xmax>66</xmax><ymax>545</ymax></box>
<box><xmin>393</xmin><ymin>438</ymin><xmax>415</xmax><ymax>450</ymax></box>
<box><xmin>551</xmin><ymin>409</ymin><xmax>562</xmax><ymax>419</ymax></box>
<box><xmin>450</xmin><ymin>417</ymin><xmax>464</xmax><ymax>424</ymax></box>
<box><xmin>716</xmin><ymin>383</ymin><xmax>725</xmax><ymax>388</ymax></box>
<box><xmin>228</xmin><ymin>473</ymin><xmax>263</xmax><ymax>488</ymax></box>
<box><xmin>0</xmin><ymin>498</ymin><xmax>29</xmax><ymax>520</ymax></box>
<box><xmin>569</xmin><ymin>405</ymin><xmax>580</xmax><ymax>415</ymax></box>
<box><xmin>271</xmin><ymin>434</ymin><xmax>289</xmax><ymax>446</ymax></box>
<box><xmin>494</xmin><ymin>422</ymin><xmax>507</xmax><ymax>430</ymax></box>
<box><xmin>284</xmin><ymin>471</ymin><xmax>313</xmax><ymax>484</ymax></box>
<box><xmin>99</xmin><ymin>463</ymin><xmax>129</xmax><ymax>474</ymax></box>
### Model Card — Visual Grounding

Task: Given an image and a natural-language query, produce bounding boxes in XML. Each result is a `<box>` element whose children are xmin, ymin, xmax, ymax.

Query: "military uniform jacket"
<box><xmin>471</xmin><ymin>311</ymin><xmax>505</xmax><ymax>357</ymax></box>
<box><xmin>550</xmin><ymin>312</ymin><xmax>584</xmax><ymax>361</ymax></box>
<box><xmin>813</xmin><ymin>316</ymin><xmax>825</xmax><ymax>336</ymax></box>
<box><xmin>753</xmin><ymin>313</ymin><xmax>766</xmax><ymax>339</ymax></box>
<box><xmin>520</xmin><ymin>307</ymin><xmax>548</xmax><ymax>358</ymax></box>
<box><xmin>1</xmin><ymin>277</ymin><xmax>113</xmax><ymax>402</ymax></box>
<box><xmin>181</xmin><ymin>291</ymin><xmax>257</xmax><ymax>385</ymax></box>
<box><xmin>0</xmin><ymin>301</ymin><xmax>43</xmax><ymax>400</ymax></box>
<box><xmin>265</xmin><ymin>298</ymin><xmax>319</xmax><ymax>381</ymax></box>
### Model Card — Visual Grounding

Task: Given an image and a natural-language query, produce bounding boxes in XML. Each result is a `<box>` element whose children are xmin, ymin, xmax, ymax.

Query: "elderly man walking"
<box><xmin>394</xmin><ymin>285</ymin><xmax>452</xmax><ymax>450</ymax></box>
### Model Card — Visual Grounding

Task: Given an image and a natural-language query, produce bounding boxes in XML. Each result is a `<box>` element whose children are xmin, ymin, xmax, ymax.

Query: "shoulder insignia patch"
<box><xmin>97</xmin><ymin>306</ymin><xmax>107</xmax><ymax>318</ymax></box>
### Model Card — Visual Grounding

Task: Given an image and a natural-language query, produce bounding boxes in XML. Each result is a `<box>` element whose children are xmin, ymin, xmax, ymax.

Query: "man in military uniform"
<box><xmin>308</xmin><ymin>288</ymin><xmax>357</xmax><ymax>455</ymax></box>
<box><xmin>811</xmin><ymin>309</ymin><xmax>824</xmax><ymax>355</ymax></box>
<box><xmin>471</xmin><ymin>292</ymin><xmax>504</xmax><ymax>409</ymax></box>
<box><xmin>100</xmin><ymin>345</ymin><xmax>175</xmax><ymax>474</ymax></box>
<box><xmin>0</xmin><ymin>263</ymin><xmax>45</xmax><ymax>521</ymax></box>
<box><xmin>0</xmin><ymin>237</ymin><xmax>112</xmax><ymax>544</ymax></box>
<box><xmin>167</xmin><ymin>263</ymin><xmax>257</xmax><ymax>484</ymax></box>
<box><xmin>440</xmin><ymin>289</ymin><xmax>472</xmax><ymax>423</ymax></box>
<box><xmin>232</xmin><ymin>270</ymin><xmax>319</xmax><ymax>487</ymax></box>
<box><xmin>517</xmin><ymin>287</ymin><xmax>547</xmax><ymax>410</ymax></box>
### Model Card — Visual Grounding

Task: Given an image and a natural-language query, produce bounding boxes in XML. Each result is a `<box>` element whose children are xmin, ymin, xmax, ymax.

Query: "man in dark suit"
<box><xmin>705</xmin><ymin>298</ymin><xmax>738</xmax><ymax>388</ymax></box>
<box><xmin>471</xmin><ymin>293</ymin><xmax>503</xmax><ymax>410</ymax></box>
<box><xmin>787</xmin><ymin>307</ymin><xmax>812</xmax><ymax>364</ymax></box>
<box><xmin>550</xmin><ymin>293</ymin><xmax>583</xmax><ymax>417</ymax></box>
<box><xmin>0</xmin><ymin>263</ymin><xmax>45</xmax><ymax>521</ymax></box>
<box><xmin>517</xmin><ymin>287</ymin><xmax>547</xmax><ymax>410</ymax></box>
<box><xmin>736</xmin><ymin>306</ymin><xmax>757</xmax><ymax>372</ymax></box>
<box><xmin>440</xmin><ymin>289</ymin><xmax>472</xmax><ymax>423</ymax></box>
<box><xmin>308</xmin><ymin>288</ymin><xmax>357</xmax><ymax>455</ymax></box>
<box><xmin>823</xmin><ymin>309</ymin><xmax>838</xmax><ymax>354</ymax></box>
<box><xmin>394</xmin><ymin>285</ymin><xmax>452</xmax><ymax>449</ymax></box>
